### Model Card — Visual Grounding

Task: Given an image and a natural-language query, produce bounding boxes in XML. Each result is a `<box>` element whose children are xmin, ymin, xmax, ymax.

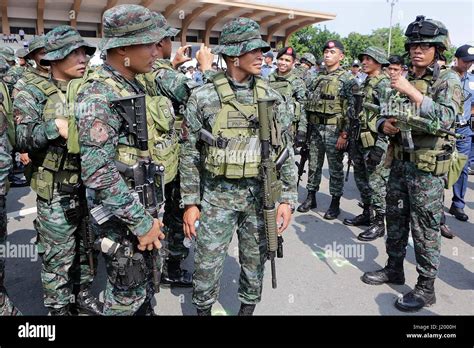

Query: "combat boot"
<box><xmin>343</xmin><ymin>203</ymin><xmax>372</xmax><ymax>226</ymax></box>
<box><xmin>238</xmin><ymin>303</ymin><xmax>256</xmax><ymax>316</ymax></box>
<box><xmin>361</xmin><ymin>258</ymin><xmax>405</xmax><ymax>285</ymax></box>
<box><xmin>440</xmin><ymin>224</ymin><xmax>455</xmax><ymax>239</ymax></box>
<box><xmin>196</xmin><ymin>306</ymin><xmax>212</xmax><ymax>316</ymax></box>
<box><xmin>395</xmin><ymin>276</ymin><xmax>436</xmax><ymax>312</ymax></box>
<box><xmin>358</xmin><ymin>213</ymin><xmax>385</xmax><ymax>241</ymax></box>
<box><xmin>323</xmin><ymin>196</ymin><xmax>340</xmax><ymax>220</ymax></box>
<box><xmin>71</xmin><ymin>284</ymin><xmax>103</xmax><ymax>316</ymax></box>
<box><xmin>297</xmin><ymin>190</ymin><xmax>317</xmax><ymax>213</ymax></box>
<box><xmin>161</xmin><ymin>257</ymin><xmax>192</xmax><ymax>288</ymax></box>
<box><xmin>49</xmin><ymin>306</ymin><xmax>71</xmax><ymax>316</ymax></box>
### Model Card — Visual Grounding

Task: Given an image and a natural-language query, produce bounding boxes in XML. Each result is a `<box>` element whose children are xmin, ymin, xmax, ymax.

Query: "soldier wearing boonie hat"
<box><xmin>14</xmin><ymin>25</ymin><xmax>102</xmax><ymax>316</ymax></box>
<box><xmin>75</xmin><ymin>4</ymin><xmax>166</xmax><ymax>316</ymax></box>
<box><xmin>180</xmin><ymin>17</ymin><xmax>297</xmax><ymax>316</ymax></box>
<box><xmin>11</xmin><ymin>36</ymin><xmax>50</xmax><ymax>98</ymax></box>
<box><xmin>138</xmin><ymin>11</ymin><xmax>216</xmax><ymax>290</ymax></box>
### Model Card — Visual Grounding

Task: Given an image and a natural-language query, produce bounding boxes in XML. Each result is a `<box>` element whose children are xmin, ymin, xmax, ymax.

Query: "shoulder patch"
<box><xmin>89</xmin><ymin>119</ymin><xmax>109</xmax><ymax>146</ymax></box>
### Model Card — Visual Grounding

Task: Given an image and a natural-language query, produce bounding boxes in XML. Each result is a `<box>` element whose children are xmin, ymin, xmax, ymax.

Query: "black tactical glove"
<box><xmin>366</xmin><ymin>146</ymin><xmax>384</xmax><ymax>172</ymax></box>
<box><xmin>0</xmin><ymin>195</ymin><xmax>5</xmax><ymax>209</ymax></box>
<box><xmin>294</xmin><ymin>131</ymin><xmax>306</xmax><ymax>148</ymax></box>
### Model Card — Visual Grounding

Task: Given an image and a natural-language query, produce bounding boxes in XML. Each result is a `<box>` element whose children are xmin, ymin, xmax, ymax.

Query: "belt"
<box><xmin>309</xmin><ymin>113</ymin><xmax>338</xmax><ymax>125</ymax></box>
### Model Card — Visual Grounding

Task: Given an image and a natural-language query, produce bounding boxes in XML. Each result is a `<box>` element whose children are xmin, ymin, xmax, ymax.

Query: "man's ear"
<box><xmin>115</xmin><ymin>47</ymin><xmax>127</xmax><ymax>57</ymax></box>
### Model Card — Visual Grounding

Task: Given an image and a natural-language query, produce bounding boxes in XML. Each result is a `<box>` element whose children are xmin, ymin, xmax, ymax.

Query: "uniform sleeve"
<box><xmin>340</xmin><ymin>73</ymin><xmax>357</xmax><ymax>133</ymax></box>
<box><xmin>76</xmin><ymin>83</ymin><xmax>153</xmax><ymax>237</ymax></box>
<box><xmin>179</xmin><ymin>91</ymin><xmax>202</xmax><ymax>205</ymax></box>
<box><xmin>293</xmin><ymin>77</ymin><xmax>308</xmax><ymax>134</ymax></box>
<box><xmin>274</xmin><ymin>95</ymin><xmax>298</xmax><ymax>205</ymax></box>
<box><xmin>0</xmin><ymin>101</ymin><xmax>12</xmax><ymax>196</ymax></box>
<box><xmin>419</xmin><ymin>72</ymin><xmax>463</xmax><ymax>131</ymax></box>
<box><xmin>14</xmin><ymin>88</ymin><xmax>60</xmax><ymax>152</ymax></box>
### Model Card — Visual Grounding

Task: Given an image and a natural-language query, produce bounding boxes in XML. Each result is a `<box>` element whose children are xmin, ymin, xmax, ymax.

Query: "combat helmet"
<box><xmin>404</xmin><ymin>15</ymin><xmax>450</xmax><ymax>51</ymax></box>
<box><xmin>301</xmin><ymin>52</ymin><xmax>316</xmax><ymax>66</ymax></box>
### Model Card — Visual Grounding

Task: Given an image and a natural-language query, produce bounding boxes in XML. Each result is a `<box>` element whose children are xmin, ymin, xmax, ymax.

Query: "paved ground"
<box><xmin>3</xmin><ymin>156</ymin><xmax>473</xmax><ymax>316</ymax></box>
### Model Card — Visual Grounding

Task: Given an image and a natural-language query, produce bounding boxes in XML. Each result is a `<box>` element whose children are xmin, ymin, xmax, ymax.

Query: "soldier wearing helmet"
<box><xmin>361</xmin><ymin>16</ymin><xmax>463</xmax><ymax>312</ymax></box>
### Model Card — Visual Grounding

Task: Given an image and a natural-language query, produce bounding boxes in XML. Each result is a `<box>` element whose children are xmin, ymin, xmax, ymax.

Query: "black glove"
<box><xmin>294</xmin><ymin>131</ymin><xmax>306</xmax><ymax>148</ymax></box>
<box><xmin>366</xmin><ymin>146</ymin><xmax>384</xmax><ymax>172</ymax></box>
<box><xmin>0</xmin><ymin>195</ymin><xmax>5</xmax><ymax>209</ymax></box>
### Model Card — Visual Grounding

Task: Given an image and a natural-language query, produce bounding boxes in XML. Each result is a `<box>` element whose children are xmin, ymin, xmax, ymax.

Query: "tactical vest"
<box><xmin>392</xmin><ymin>68</ymin><xmax>455</xmax><ymax>175</ymax></box>
<box><xmin>0</xmin><ymin>81</ymin><xmax>15</xmax><ymax>149</ymax></box>
<box><xmin>85</xmin><ymin>69</ymin><xmax>179</xmax><ymax>185</ymax></box>
<box><xmin>204</xmin><ymin>73</ymin><xmax>278</xmax><ymax>179</ymax></box>
<box><xmin>359</xmin><ymin>74</ymin><xmax>387</xmax><ymax>148</ymax></box>
<box><xmin>268</xmin><ymin>72</ymin><xmax>301</xmax><ymax>123</ymax></box>
<box><xmin>26</xmin><ymin>77</ymin><xmax>81</xmax><ymax>202</ymax></box>
<box><xmin>306</xmin><ymin>68</ymin><xmax>346</xmax><ymax>117</ymax></box>
<box><xmin>139</xmin><ymin>60</ymin><xmax>185</xmax><ymax>131</ymax></box>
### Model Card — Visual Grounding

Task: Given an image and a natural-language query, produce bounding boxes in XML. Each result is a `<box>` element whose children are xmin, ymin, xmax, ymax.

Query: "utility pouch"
<box><xmin>360</xmin><ymin>131</ymin><xmax>376</xmax><ymax>148</ymax></box>
<box><xmin>31</xmin><ymin>167</ymin><xmax>54</xmax><ymax>202</ymax></box>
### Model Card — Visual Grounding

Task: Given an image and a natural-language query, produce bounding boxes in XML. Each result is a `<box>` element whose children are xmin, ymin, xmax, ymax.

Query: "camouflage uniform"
<box><xmin>180</xmin><ymin>17</ymin><xmax>297</xmax><ymax>314</ymax></box>
<box><xmin>12</xmin><ymin>36</ymin><xmax>49</xmax><ymax>99</ymax></box>
<box><xmin>76</xmin><ymin>5</ymin><xmax>166</xmax><ymax>316</ymax></box>
<box><xmin>268</xmin><ymin>69</ymin><xmax>308</xmax><ymax>136</ymax></box>
<box><xmin>295</xmin><ymin>52</ymin><xmax>318</xmax><ymax>87</ymax></box>
<box><xmin>0</xmin><ymin>64</ymin><xmax>21</xmax><ymax>314</ymax></box>
<box><xmin>139</xmin><ymin>13</ymin><xmax>216</xmax><ymax>286</ymax></box>
<box><xmin>362</xmin><ymin>16</ymin><xmax>463</xmax><ymax>312</ymax></box>
<box><xmin>344</xmin><ymin>47</ymin><xmax>391</xmax><ymax>242</ymax></box>
<box><xmin>14</xmin><ymin>26</ymin><xmax>99</xmax><ymax>315</ymax></box>
<box><xmin>299</xmin><ymin>41</ymin><xmax>355</xmax><ymax>219</ymax></box>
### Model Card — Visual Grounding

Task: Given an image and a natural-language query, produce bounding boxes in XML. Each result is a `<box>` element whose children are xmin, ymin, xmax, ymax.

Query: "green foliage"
<box><xmin>289</xmin><ymin>23</ymin><xmax>407</xmax><ymax>63</ymax></box>
<box><xmin>289</xmin><ymin>25</ymin><xmax>341</xmax><ymax>60</ymax></box>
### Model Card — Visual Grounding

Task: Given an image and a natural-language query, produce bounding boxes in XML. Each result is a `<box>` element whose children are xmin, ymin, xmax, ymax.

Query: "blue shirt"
<box><xmin>458</xmin><ymin>72</ymin><xmax>474</xmax><ymax>124</ymax></box>
<box><xmin>261</xmin><ymin>64</ymin><xmax>275</xmax><ymax>78</ymax></box>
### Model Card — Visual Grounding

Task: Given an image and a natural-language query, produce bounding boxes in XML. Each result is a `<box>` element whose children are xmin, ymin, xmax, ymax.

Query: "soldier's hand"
<box><xmin>196</xmin><ymin>44</ymin><xmax>214</xmax><ymax>72</ymax></box>
<box><xmin>382</xmin><ymin>118</ymin><xmax>400</xmax><ymax>135</ymax></box>
<box><xmin>183</xmin><ymin>205</ymin><xmax>200</xmax><ymax>238</ymax></box>
<box><xmin>390</xmin><ymin>74</ymin><xmax>423</xmax><ymax>105</ymax></box>
<box><xmin>277</xmin><ymin>203</ymin><xmax>292</xmax><ymax>233</ymax></box>
<box><xmin>19</xmin><ymin>153</ymin><xmax>30</xmax><ymax>165</ymax></box>
<box><xmin>55</xmin><ymin>118</ymin><xmax>68</xmax><ymax>139</ymax></box>
<box><xmin>336</xmin><ymin>135</ymin><xmax>348</xmax><ymax>151</ymax></box>
<box><xmin>172</xmin><ymin>45</ymin><xmax>192</xmax><ymax>69</ymax></box>
<box><xmin>137</xmin><ymin>218</ymin><xmax>165</xmax><ymax>251</ymax></box>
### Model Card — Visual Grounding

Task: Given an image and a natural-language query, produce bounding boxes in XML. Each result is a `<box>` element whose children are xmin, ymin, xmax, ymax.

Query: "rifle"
<box><xmin>345</xmin><ymin>88</ymin><xmax>364</xmax><ymax>181</ymax></box>
<box><xmin>295</xmin><ymin>123</ymin><xmax>311</xmax><ymax>187</ymax></box>
<box><xmin>90</xmin><ymin>94</ymin><xmax>165</xmax><ymax>293</ymax></box>
<box><xmin>257</xmin><ymin>98</ymin><xmax>284</xmax><ymax>289</ymax></box>
<box><xmin>364</xmin><ymin>98</ymin><xmax>463</xmax><ymax>152</ymax></box>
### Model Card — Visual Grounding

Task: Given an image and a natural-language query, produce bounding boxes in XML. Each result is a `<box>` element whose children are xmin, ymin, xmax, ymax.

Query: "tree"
<box><xmin>289</xmin><ymin>25</ymin><xmax>341</xmax><ymax>60</ymax></box>
<box><xmin>369</xmin><ymin>24</ymin><xmax>405</xmax><ymax>57</ymax></box>
<box><xmin>342</xmin><ymin>32</ymin><xmax>371</xmax><ymax>63</ymax></box>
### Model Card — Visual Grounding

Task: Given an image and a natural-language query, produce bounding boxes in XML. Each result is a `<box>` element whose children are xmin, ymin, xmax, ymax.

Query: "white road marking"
<box><xmin>7</xmin><ymin>207</ymin><xmax>37</xmax><ymax>220</ymax></box>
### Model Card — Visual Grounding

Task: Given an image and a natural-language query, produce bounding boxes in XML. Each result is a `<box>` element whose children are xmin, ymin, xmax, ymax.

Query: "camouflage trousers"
<box><xmin>193</xmin><ymin>199</ymin><xmax>267</xmax><ymax>310</ymax></box>
<box><xmin>385</xmin><ymin>160</ymin><xmax>443</xmax><ymax>279</ymax></box>
<box><xmin>307</xmin><ymin>124</ymin><xmax>345</xmax><ymax>196</ymax></box>
<box><xmin>162</xmin><ymin>176</ymin><xmax>188</xmax><ymax>263</ymax></box>
<box><xmin>35</xmin><ymin>189</ymin><xmax>96</xmax><ymax>310</ymax></box>
<box><xmin>351</xmin><ymin>141</ymin><xmax>390</xmax><ymax>214</ymax></box>
<box><xmin>0</xmin><ymin>204</ymin><xmax>21</xmax><ymax>316</ymax></box>
<box><xmin>94</xmin><ymin>222</ymin><xmax>155</xmax><ymax>316</ymax></box>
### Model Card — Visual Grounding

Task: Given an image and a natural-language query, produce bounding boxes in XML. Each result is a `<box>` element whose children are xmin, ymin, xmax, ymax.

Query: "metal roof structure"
<box><xmin>1</xmin><ymin>0</ymin><xmax>335</xmax><ymax>47</ymax></box>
